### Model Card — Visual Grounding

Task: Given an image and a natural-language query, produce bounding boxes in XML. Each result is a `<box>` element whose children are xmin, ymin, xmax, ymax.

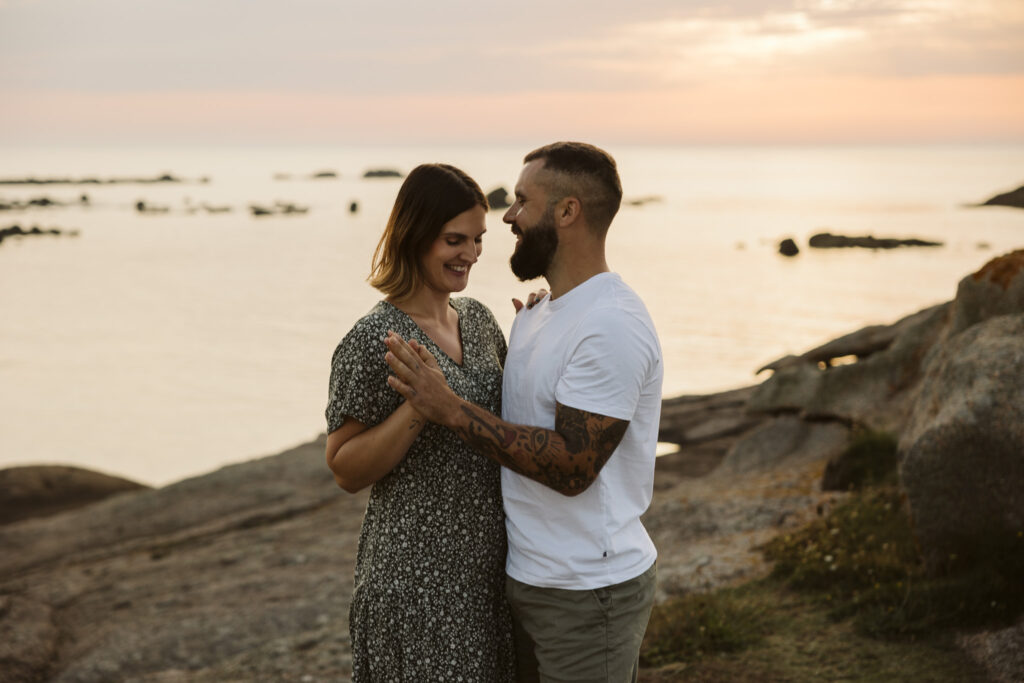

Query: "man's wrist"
<box><xmin>442</xmin><ymin>394</ymin><xmax>468</xmax><ymax>429</ymax></box>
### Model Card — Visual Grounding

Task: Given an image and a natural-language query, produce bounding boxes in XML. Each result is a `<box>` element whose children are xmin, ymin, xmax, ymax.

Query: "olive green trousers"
<box><xmin>506</xmin><ymin>562</ymin><xmax>657</xmax><ymax>683</ymax></box>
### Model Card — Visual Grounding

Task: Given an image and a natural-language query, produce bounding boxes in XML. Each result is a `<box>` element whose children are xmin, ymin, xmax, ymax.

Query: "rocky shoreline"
<box><xmin>2</xmin><ymin>250</ymin><xmax>1022</xmax><ymax>682</ymax></box>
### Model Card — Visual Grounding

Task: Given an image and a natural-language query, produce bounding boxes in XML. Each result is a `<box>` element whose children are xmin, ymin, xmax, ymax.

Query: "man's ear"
<box><xmin>556</xmin><ymin>196</ymin><xmax>582</xmax><ymax>227</ymax></box>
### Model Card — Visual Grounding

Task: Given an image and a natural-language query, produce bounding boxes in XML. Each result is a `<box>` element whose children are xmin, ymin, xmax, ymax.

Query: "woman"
<box><xmin>325</xmin><ymin>164</ymin><xmax>515</xmax><ymax>681</ymax></box>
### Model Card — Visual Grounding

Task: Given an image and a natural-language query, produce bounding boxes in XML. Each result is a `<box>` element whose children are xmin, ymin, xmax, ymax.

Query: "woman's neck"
<box><xmin>387</xmin><ymin>288</ymin><xmax>453</xmax><ymax>327</ymax></box>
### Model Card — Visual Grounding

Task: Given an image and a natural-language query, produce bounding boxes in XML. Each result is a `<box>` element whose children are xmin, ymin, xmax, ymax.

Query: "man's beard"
<box><xmin>509</xmin><ymin>207</ymin><xmax>558</xmax><ymax>281</ymax></box>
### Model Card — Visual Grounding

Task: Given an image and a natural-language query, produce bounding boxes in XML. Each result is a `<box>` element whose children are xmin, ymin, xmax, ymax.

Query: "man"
<box><xmin>385</xmin><ymin>141</ymin><xmax>663</xmax><ymax>682</ymax></box>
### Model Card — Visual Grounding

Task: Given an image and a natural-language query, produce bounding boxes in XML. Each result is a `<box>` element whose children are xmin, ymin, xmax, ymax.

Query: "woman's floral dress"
<box><xmin>326</xmin><ymin>298</ymin><xmax>515</xmax><ymax>682</ymax></box>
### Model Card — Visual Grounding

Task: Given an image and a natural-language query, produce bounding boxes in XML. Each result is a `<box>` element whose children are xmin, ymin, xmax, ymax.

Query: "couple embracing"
<box><xmin>326</xmin><ymin>142</ymin><xmax>663</xmax><ymax>683</ymax></box>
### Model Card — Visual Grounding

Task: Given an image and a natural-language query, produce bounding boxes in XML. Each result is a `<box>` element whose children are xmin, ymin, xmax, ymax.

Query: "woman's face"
<box><xmin>420</xmin><ymin>205</ymin><xmax>487</xmax><ymax>295</ymax></box>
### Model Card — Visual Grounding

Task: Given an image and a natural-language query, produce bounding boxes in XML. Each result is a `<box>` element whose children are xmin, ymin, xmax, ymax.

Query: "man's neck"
<box><xmin>546</xmin><ymin>255</ymin><xmax>610</xmax><ymax>300</ymax></box>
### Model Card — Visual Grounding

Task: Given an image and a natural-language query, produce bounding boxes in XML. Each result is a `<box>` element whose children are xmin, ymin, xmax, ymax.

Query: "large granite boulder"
<box><xmin>898</xmin><ymin>311</ymin><xmax>1024</xmax><ymax>572</ymax></box>
<box><xmin>949</xmin><ymin>249</ymin><xmax>1024</xmax><ymax>334</ymax></box>
<box><xmin>897</xmin><ymin>251</ymin><xmax>1024</xmax><ymax>573</ymax></box>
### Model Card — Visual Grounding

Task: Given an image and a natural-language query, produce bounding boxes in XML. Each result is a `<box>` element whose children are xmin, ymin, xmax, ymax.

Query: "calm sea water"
<box><xmin>1</xmin><ymin>144</ymin><xmax>1021</xmax><ymax>485</ymax></box>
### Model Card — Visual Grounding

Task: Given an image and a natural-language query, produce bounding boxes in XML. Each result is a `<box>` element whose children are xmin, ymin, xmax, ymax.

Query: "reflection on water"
<box><xmin>0</xmin><ymin>143</ymin><xmax>1021</xmax><ymax>484</ymax></box>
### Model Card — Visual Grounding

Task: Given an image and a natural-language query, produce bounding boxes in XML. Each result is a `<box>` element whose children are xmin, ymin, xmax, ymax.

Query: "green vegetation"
<box><xmin>639</xmin><ymin>431</ymin><xmax>1022</xmax><ymax>681</ymax></box>
<box><xmin>641</xmin><ymin>586</ymin><xmax>770</xmax><ymax>667</ymax></box>
<box><xmin>823</xmin><ymin>429</ymin><xmax>899</xmax><ymax>491</ymax></box>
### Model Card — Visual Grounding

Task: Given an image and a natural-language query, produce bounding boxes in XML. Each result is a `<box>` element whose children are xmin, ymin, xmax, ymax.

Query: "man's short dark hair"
<box><xmin>524</xmin><ymin>142</ymin><xmax>622</xmax><ymax>233</ymax></box>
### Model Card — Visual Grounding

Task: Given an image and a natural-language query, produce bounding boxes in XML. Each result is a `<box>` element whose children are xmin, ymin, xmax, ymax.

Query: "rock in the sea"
<box><xmin>248</xmin><ymin>202</ymin><xmax>309</xmax><ymax>217</ymax></box>
<box><xmin>0</xmin><ymin>174</ymin><xmax>190</xmax><ymax>186</ymax></box>
<box><xmin>362</xmin><ymin>169</ymin><xmax>403</xmax><ymax>179</ymax></box>
<box><xmin>0</xmin><ymin>224</ymin><xmax>80</xmax><ymax>246</ymax></box>
<box><xmin>899</xmin><ymin>278</ymin><xmax>1024</xmax><ymax>574</ymax></box>
<box><xmin>624</xmin><ymin>195</ymin><xmax>663</xmax><ymax>207</ymax></box>
<box><xmin>486</xmin><ymin>186</ymin><xmax>511</xmax><ymax>210</ymax></box>
<box><xmin>980</xmin><ymin>184</ymin><xmax>1024</xmax><ymax>210</ymax></box>
<box><xmin>135</xmin><ymin>201</ymin><xmax>170</xmax><ymax>214</ymax></box>
<box><xmin>778</xmin><ymin>238</ymin><xmax>799</xmax><ymax>257</ymax></box>
<box><xmin>808</xmin><ymin>232</ymin><xmax>943</xmax><ymax>249</ymax></box>
<box><xmin>0</xmin><ymin>465</ymin><xmax>148</xmax><ymax>525</ymax></box>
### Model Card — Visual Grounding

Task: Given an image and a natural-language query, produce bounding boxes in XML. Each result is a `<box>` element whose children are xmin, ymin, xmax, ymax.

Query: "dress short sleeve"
<box><xmin>325</xmin><ymin>313</ymin><xmax>400</xmax><ymax>433</ymax></box>
<box><xmin>471</xmin><ymin>298</ymin><xmax>508</xmax><ymax>368</ymax></box>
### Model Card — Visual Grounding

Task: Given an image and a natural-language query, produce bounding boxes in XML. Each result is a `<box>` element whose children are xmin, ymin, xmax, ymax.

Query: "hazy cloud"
<box><xmin>2</xmin><ymin>0</ymin><xmax>1020</xmax><ymax>94</ymax></box>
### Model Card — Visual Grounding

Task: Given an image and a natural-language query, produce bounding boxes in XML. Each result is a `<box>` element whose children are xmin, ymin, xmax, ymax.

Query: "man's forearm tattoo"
<box><xmin>455</xmin><ymin>403</ymin><xmax>629</xmax><ymax>495</ymax></box>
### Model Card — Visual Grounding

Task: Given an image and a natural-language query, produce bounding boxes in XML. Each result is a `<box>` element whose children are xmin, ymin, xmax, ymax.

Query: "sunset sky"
<box><xmin>2</xmin><ymin>0</ymin><xmax>1023</xmax><ymax>145</ymax></box>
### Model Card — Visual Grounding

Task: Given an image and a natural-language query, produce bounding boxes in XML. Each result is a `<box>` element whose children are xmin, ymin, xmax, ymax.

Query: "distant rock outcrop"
<box><xmin>808</xmin><ymin>232</ymin><xmax>943</xmax><ymax>249</ymax></box>
<box><xmin>979</xmin><ymin>184</ymin><xmax>1024</xmax><ymax>209</ymax></box>
<box><xmin>0</xmin><ymin>465</ymin><xmax>147</xmax><ymax>525</ymax></box>
<box><xmin>0</xmin><ymin>224</ymin><xmax>80</xmax><ymax>246</ymax></box>
<box><xmin>249</xmin><ymin>202</ymin><xmax>309</xmax><ymax>217</ymax></box>
<box><xmin>0</xmin><ymin>194</ymin><xmax>90</xmax><ymax>211</ymax></box>
<box><xmin>0</xmin><ymin>174</ymin><xmax>202</xmax><ymax>186</ymax></box>
<box><xmin>362</xmin><ymin>169</ymin><xmax>403</xmax><ymax>179</ymax></box>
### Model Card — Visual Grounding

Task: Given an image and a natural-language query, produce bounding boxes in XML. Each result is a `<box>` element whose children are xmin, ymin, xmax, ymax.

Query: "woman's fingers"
<box><xmin>386</xmin><ymin>374</ymin><xmax>414</xmax><ymax>399</ymax></box>
<box><xmin>411</xmin><ymin>341</ymin><xmax>439</xmax><ymax>370</ymax></box>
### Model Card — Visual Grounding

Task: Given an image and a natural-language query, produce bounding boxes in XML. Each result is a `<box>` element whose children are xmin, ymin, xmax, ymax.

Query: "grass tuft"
<box><xmin>638</xmin><ymin>430</ymin><xmax>1021</xmax><ymax>679</ymax></box>
<box><xmin>640</xmin><ymin>587</ymin><xmax>770</xmax><ymax>667</ymax></box>
<box><xmin>822</xmin><ymin>430</ymin><xmax>898</xmax><ymax>491</ymax></box>
<box><xmin>763</xmin><ymin>484</ymin><xmax>1024</xmax><ymax>637</ymax></box>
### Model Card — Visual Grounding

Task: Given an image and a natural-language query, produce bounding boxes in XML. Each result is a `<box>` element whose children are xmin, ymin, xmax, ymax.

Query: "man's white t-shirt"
<box><xmin>501</xmin><ymin>272</ymin><xmax>663</xmax><ymax>590</ymax></box>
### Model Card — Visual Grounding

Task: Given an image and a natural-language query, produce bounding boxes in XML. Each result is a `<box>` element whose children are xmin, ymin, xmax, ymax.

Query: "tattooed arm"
<box><xmin>384</xmin><ymin>332</ymin><xmax>629</xmax><ymax>496</ymax></box>
<box><xmin>454</xmin><ymin>401</ymin><xmax>628</xmax><ymax>496</ymax></box>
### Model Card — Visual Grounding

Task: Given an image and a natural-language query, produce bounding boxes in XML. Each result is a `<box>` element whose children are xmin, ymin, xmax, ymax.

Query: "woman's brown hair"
<box><xmin>369</xmin><ymin>164</ymin><xmax>488</xmax><ymax>301</ymax></box>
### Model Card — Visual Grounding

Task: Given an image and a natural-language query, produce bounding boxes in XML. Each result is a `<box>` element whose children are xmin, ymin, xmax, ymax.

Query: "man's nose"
<box><xmin>502</xmin><ymin>205</ymin><xmax>517</xmax><ymax>224</ymax></box>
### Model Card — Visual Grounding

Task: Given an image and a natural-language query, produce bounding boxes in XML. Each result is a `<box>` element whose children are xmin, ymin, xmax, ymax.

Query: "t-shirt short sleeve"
<box><xmin>554</xmin><ymin>307</ymin><xmax>655</xmax><ymax>422</ymax></box>
<box><xmin>325</xmin><ymin>317</ymin><xmax>399</xmax><ymax>433</ymax></box>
